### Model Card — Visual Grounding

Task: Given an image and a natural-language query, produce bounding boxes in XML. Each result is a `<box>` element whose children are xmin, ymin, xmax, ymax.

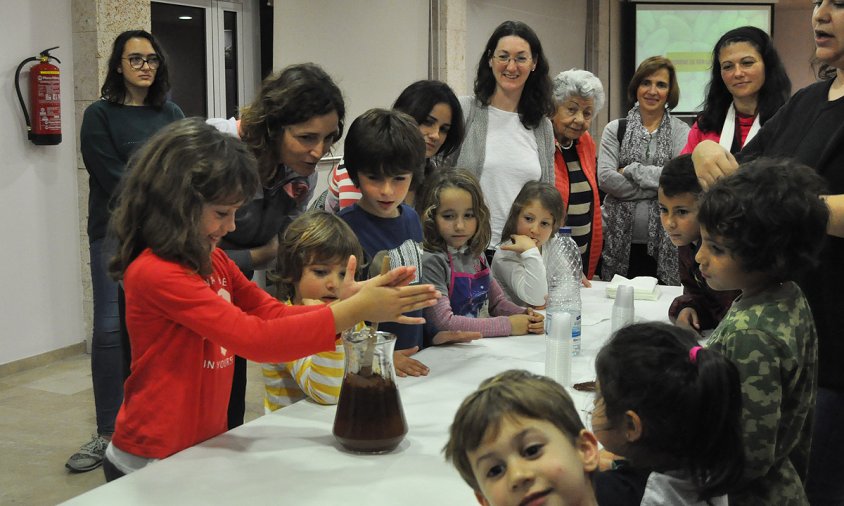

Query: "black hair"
<box><xmin>343</xmin><ymin>108</ymin><xmax>426</xmax><ymax>188</ymax></box>
<box><xmin>659</xmin><ymin>154</ymin><xmax>701</xmax><ymax>197</ymax></box>
<box><xmin>697</xmin><ymin>157</ymin><xmax>829</xmax><ymax>282</ymax></box>
<box><xmin>473</xmin><ymin>20</ymin><xmax>555</xmax><ymax>129</ymax></box>
<box><xmin>101</xmin><ymin>30</ymin><xmax>172</xmax><ymax>107</ymax></box>
<box><xmin>595</xmin><ymin>322</ymin><xmax>744</xmax><ymax>501</ymax></box>
<box><xmin>393</xmin><ymin>80</ymin><xmax>465</xmax><ymax>162</ymax></box>
<box><xmin>697</xmin><ymin>26</ymin><xmax>791</xmax><ymax>133</ymax></box>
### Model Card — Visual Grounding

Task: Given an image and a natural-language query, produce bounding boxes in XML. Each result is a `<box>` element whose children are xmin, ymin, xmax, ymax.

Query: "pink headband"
<box><xmin>689</xmin><ymin>346</ymin><xmax>702</xmax><ymax>364</ymax></box>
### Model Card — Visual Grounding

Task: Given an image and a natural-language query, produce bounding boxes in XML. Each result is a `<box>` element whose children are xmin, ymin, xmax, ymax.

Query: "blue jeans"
<box><xmin>90</xmin><ymin>238</ymin><xmax>123</xmax><ymax>435</ymax></box>
<box><xmin>806</xmin><ymin>387</ymin><xmax>844</xmax><ymax>505</ymax></box>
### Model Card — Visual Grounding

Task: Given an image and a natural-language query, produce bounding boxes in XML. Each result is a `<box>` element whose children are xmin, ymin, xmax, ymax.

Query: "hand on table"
<box><xmin>510</xmin><ymin>309</ymin><xmax>545</xmax><ymax>335</ymax></box>
<box><xmin>394</xmin><ymin>348</ymin><xmax>429</xmax><ymax>377</ymax></box>
<box><xmin>581</xmin><ymin>274</ymin><xmax>592</xmax><ymax>288</ymax></box>
<box><xmin>431</xmin><ymin>331</ymin><xmax>483</xmax><ymax>346</ymax></box>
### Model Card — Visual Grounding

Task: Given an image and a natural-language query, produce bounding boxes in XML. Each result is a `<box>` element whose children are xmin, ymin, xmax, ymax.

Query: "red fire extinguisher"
<box><xmin>15</xmin><ymin>47</ymin><xmax>62</xmax><ymax>145</ymax></box>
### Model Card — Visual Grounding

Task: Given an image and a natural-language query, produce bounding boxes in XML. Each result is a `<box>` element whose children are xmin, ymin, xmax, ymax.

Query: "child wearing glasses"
<box><xmin>697</xmin><ymin>158</ymin><xmax>828</xmax><ymax>504</ymax></box>
<box><xmin>70</xmin><ymin>29</ymin><xmax>184</xmax><ymax>473</ymax></box>
<box><xmin>445</xmin><ymin>369</ymin><xmax>600</xmax><ymax>506</ymax></box>
<box><xmin>591</xmin><ymin>322</ymin><xmax>744</xmax><ymax>505</ymax></box>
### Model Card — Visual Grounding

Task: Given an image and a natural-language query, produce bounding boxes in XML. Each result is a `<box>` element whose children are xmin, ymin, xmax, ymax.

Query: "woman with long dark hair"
<box><xmin>69</xmin><ymin>29</ymin><xmax>184</xmax><ymax>473</ymax></box>
<box><xmin>682</xmin><ymin>26</ymin><xmax>790</xmax><ymax>154</ymax></box>
<box><xmin>452</xmin><ymin>20</ymin><xmax>556</xmax><ymax>247</ymax></box>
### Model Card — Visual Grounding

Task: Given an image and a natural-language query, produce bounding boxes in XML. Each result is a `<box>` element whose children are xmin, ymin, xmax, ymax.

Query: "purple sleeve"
<box><xmin>487</xmin><ymin>279</ymin><xmax>527</xmax><ymax>317</ymax></box>
<box><xmin>424</xmin><ymin>296</ymin><xmax>512</xmax><ymax>337</ymax></box>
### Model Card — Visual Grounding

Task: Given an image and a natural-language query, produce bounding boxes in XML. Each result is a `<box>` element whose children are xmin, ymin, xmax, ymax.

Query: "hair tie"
<box><xmin>689</xmin><ymin>346</ymin><xmax>702</xmax><ymax>364</ymax></box>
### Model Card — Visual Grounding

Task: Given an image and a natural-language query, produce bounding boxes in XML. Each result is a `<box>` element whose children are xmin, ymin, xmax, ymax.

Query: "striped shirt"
<box><xmin>560</xmin><ymin>145</ymin><xmax>593</xmax><ymax>272</ymax></box>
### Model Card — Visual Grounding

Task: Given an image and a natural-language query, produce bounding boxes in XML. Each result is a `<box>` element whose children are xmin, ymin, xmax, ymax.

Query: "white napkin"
<box><xmin>605</xmin><ymin>275</ymin><xmax>662</xmax><ymax>301</ymax></box>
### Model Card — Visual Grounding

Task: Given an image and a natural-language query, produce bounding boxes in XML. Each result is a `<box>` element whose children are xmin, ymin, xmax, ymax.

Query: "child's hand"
<box><xmin>525</xmin><ymin>308</ymin><xmax>545</xmax><ymax>334</ymax></box>
<box><xmin>598</xmin><ymin>449</ymin><xmax>622</xmax><ymax>471</ymax></box>
<box><xmin>431</xmin><ymin>330</ymin><xmax>483</xmax><ymax>346</ymax></box>
<box><xmin>300</xmin><ymin>298</ymin><xmax>324</xmax><ymax>306</ymax></box>
<box><xmin>676</xmin><ymin>307</ymin><xmax>701</xmax><ymax>334</ymax></box>
<box><xmin>508</xmin><ymin>314</ymin><xmax>530</xmax><ymax>335</ymax></box>
<box><xmin>581</xmin><ymin>273</ymin><xmax>592</xmax><ymax>288</ymax></box>
<box><xmin>394</xmin><ymin>348</ymin><xmax>429</xmax><ymax>377</ymax></box>
<box><xmin>337</xmin><ymin>255</ymin><xmax>420</xmax><ymax>300</ymax></box>
<box><xmin>499</xmin><ymin>234</ymin><xmax>536</xmax><ymax>254</ymax></box>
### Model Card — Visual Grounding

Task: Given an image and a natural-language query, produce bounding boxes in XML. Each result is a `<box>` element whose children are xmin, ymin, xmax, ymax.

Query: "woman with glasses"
<box><xmin>597</xmin><ymin>56</ymin><xmax>688</xmax><ymax>285</ymax></box>
<box><xmin>452</xmin><ymin>20</ymin><xmax>556</xmax><ymax>250</ymax></box>
<box><xmin>207</xmin><ymin>63</ymin><xmax>345</xmax><ymax>430</ymax></box>
<box><xmin>70</xmin><ymin>30</ymin><xmax>184</xmax><ymax>473</ymax></box>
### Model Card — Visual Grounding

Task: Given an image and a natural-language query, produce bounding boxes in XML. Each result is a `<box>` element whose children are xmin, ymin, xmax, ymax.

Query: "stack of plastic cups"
<box><xmin>545</xmin><ymin>312</ymin><xmax>572</xmax><ymax>386</ymax></box>
<box><xmin>611</xmin><ymin>285</ymin><xmax>635</xmax><ymax>334</ymax></box>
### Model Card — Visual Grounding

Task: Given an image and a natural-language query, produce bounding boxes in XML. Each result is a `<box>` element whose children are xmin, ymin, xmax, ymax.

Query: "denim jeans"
<box><xmin>806</xmin><ymin>387</ymin><xmax>844</xmax><ymax>505</ymax></box>
<box><xmin>90</xmin><ymin>237</ymin><xmax>124</xmax><ymax>435</ymax></box>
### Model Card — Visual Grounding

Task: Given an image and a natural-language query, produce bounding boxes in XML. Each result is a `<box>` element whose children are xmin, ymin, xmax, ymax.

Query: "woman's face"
<box><xmin>489</xmin><ymin>35</ymin><xmax>535</xmax><ymax>97</ymax></box>
<box><xmin>813</xmin><ymin>0</ymin><xmax>844</xmax><ymax>70</ymax></box>
<box><xmin>419</xmin><ymin>102</ymin><xmax>452</xmax><ymax>158</ymax></box>
<box><xmin>277</xmin><ymin>111</ymin><xmax>340</xmax><ymax>177</ymax></box>
<box><xmin>118</xmin><ymin>37</ymin><xmax>158</xmax><ymax>93</ymax></box>
<box><xmin>635</xmin><ymin>68</ymin><xmax>670</xmax><ymax>116</ymax></box>
<box><xmin>719</xmin><ymin>42</ymin><xmax>766</xmax><ymax>103</ymax></box>
<box><xmin>552</xmin><ymin>96</ymin><xmax>595</xmax><ymax>143</ymax></box>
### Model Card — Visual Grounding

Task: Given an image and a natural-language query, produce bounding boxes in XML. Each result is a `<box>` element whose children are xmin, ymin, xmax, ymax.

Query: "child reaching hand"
<box><xmin>491</xmin><ymin>181</ymin><xmax>565</xmax><ymax>307</ymax></box>
<box><xmin>697</xmin><ymin>158</ymin><xmax>828</xmax><ymax>504</ymax></box>
<box><xmin>102</xmin><ymin>119</ymin><xmax>438</xmax><ymax>480</ymax></box>
<box><xmin>262</xmin><ymin>211</ymin><xmax>365</xmax><ymax>412</ymax></box>
<box><xmin>445</xmin><ymin>369</ymin><xmax>600</xmax><ymax>506</ymax></box>
<box><xmin>420</xmin><ymin>169</ymin><xmax>544</xmax><ymax>339</ymax></box>
<box><xmin>592</xmin><ymin>322</ymin><xmax>744</xmax><ymax>505</ymax></box>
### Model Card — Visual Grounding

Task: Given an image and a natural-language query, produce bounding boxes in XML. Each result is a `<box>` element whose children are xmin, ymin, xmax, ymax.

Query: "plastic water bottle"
<box><xmin>545</xmin><ymin>227</ymin><xmax>582</xmax><ymax>355</ymax></box>
<box><xmin>545</xmin><ymin>312</ymin><xmax>572</xmax><ymax>386</ymax></box>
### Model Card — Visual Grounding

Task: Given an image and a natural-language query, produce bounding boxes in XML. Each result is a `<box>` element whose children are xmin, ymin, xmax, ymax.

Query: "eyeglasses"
<box><xmin>123</xmin><ymin>55</ymin><xmax>161</xmax><ymax>70</ymax></box>
<box><xmin>492</xmin><ymin>53</ymin><xmax>532</xmax><ymax>66</ymax></box>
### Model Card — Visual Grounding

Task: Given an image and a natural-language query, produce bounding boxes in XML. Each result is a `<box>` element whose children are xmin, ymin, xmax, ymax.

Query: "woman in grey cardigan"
<box><xmin>453</xmin><ymin>20</ymin><xmax>555</xmax><ymax>247</ymax></box>
<box><xmin>597</xmin><ymin>56</ymin><xmax>688</xmax><ymax>285</ymax></box>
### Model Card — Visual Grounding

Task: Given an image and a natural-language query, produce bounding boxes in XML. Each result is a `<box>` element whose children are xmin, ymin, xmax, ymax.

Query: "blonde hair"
<box><xmin>269</xmin><ymin>211</ymin><xmax>364</xmax><ymax>300</ymax></box>
<box><xmin>500</xmin><ymin>181</ymin><xmax>565</xmax><ymax>245</ymax></box>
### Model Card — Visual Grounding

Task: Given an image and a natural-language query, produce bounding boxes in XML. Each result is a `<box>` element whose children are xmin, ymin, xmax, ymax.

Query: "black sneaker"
<box><xmin>65</xmin><ymin>434</ymin><xmax>108</xmax><ymax>472</ymax></box>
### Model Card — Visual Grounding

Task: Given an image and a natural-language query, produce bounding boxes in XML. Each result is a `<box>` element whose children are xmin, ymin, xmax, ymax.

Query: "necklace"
<box><xmin>560</xmin><ymin>139</ymin><xmax>574</xmax><ymax>150</ymax></box>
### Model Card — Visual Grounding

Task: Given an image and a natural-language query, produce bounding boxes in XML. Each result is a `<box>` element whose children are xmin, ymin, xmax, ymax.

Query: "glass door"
<box><xmin>151</xmin><ymin>0</ymin><xmax>254</xmax><ymax>118</ymax></box>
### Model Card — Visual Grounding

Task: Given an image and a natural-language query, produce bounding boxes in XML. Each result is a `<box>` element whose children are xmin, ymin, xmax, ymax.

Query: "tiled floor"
<box><xmin>0</xmin><ymin>353</ymin><xmax>265</xmax><ymax>505</ymax></box>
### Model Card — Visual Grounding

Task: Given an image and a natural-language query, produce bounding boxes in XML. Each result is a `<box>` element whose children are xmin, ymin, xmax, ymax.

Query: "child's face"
<box><xmin>435</xmin><ymin>187</ymin><xmax>478</xmax><ymax>250</ymax></box>
<box><xmin>199</xmin><ymin>203</ymin><xmax>240</xmax><ymax>250</ymax></box>
<box><xmin>356</xmin><ymin>171</ymin><xmax>413</xmax><ymax>218</ymax></box>
<box><xmin>657</xmin><ymin>189</ymin><xmax>700</xmax><ymax>247</ymax></box>
<box><xmin>467</xmin><ymin>415</ymin><xmax>598</xmax><ymax>506</ymax></box>
<box><xmin>696</xmin><ymin>228</ymin><xmax>769</xmax><ymax>295</ymax></box>
<box><xmin>515</xmin><ymin>200</ymin><xmax>555</xmax><ymax>248</ymax></box>
<box><xmin>278</xmin><ymin>111</ymin><xmax>340</xmax><ymax>177</ymax></box>
<box><xmin>419</xmin><ymin>102</ymin><xmax>452</xmax><ymax>158</ymax></box>
<box><xmin>293</xmin><ymin>259</ymin><xmax>346</xmax><ymax>305</ymax></box>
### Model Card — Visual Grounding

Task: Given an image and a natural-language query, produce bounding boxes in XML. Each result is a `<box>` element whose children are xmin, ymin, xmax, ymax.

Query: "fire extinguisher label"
<box><xmin>36</xmin><ymin>73</ymin><xmax>61</xmax><ymax>133</ymax></box>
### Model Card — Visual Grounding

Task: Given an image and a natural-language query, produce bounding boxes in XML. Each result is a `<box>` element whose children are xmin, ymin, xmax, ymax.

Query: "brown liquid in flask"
<box><xmin>333</xmin><ymin>330</ymin><xmax>408</xmax><ymax>453</ymax></box>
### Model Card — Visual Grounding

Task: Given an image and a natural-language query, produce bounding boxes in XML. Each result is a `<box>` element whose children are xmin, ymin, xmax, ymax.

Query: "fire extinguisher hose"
<box><xmin>14</xmin><ymin>56</ymin><xmax>38</xmax><ymax>130</ymax></box>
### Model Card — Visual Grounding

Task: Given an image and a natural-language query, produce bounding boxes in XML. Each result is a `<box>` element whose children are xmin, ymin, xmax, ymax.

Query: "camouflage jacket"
<box><xmin>707</xmin><ymin>282</ymin><xmax>816</xmax><ymax>506</ymax></box>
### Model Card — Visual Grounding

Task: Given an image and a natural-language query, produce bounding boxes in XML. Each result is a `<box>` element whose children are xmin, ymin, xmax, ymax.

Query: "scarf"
<box><xmin>602</xmin><ymin>105</ymin><xmax>679</xmax><ymax>285</ymax></box>
<box><xmin>719</xmin><ymin>102</ymin><xmax>761</xmax><ymax>153</ymax></box>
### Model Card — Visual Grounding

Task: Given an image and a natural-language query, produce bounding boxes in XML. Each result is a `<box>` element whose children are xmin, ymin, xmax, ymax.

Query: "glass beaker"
<box><xmin>332</xmin><ymin>329</ymin><xmax>408</xmax><ymax>453</ymax></box>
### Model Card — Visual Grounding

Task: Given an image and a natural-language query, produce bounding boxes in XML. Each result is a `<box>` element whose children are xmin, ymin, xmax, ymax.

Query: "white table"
<box><xmin>63</xmin><ymin>281</ymin><xmax>681</xmax><ymax>505</ymax></box>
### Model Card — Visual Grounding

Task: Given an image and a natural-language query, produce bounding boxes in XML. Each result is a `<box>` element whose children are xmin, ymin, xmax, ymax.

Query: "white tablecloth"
<box><xmin>63</xmin><ymin>281</ymin><xmax>681</xmax><ymax>505</ymax></box>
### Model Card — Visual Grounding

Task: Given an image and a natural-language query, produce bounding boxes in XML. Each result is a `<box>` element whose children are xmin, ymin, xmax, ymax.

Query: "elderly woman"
<box><xmin>598</xmin><ymin>56</ymin><xmax>689</xmax><ymax>285</ymax></box>
<box><xmin>551</xmin><ymin>69</ymin><xmax>605</xmax><ymax>280</ymax></box>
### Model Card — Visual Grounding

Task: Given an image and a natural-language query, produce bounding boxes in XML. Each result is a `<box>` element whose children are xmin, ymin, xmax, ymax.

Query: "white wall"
<box><xmin>1</xmin><ymin>0</ymin><xmax>85</xmax><ymax>365</ymax></box>
<box><xmin>466</xmin><ymin>0</ymin><xmax>587</xmax><ymax>92</ymax></box>
<box><xmin>274</xmin><ymin>0</ymin><xmax>430</xmax><ymax>156</ymax></box>
<box><xmin>774</xmin><ymin>5</ymin><xmax>817</xmax><ymax>93</ymax></box>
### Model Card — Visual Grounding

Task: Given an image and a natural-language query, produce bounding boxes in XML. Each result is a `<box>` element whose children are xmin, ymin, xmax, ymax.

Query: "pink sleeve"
<box><xmin>487</xmin><ymin>279</ymin><xmax>527</xmax><ymax>317</ymax></box>
<box><xmin>680</xmin><ymin>121</ymin><xmax>704</xmax><ymax>155</ymax></box>
<box><xmin>423</xmin><ymin>296</ymin><xmax>512</xmax><ymax>337</ymax></box>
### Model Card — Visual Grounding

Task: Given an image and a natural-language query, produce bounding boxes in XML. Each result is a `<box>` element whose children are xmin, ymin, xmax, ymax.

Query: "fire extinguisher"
<box><xmin>15</xmin><ymin>47</ymin><xmax>62</xmax><ymax>145</ymax></box>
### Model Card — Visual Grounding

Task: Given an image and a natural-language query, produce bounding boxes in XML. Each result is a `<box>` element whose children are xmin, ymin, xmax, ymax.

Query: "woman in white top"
<box><xmin>452</xmin><ymin>20</ymin><xmax>556</xmax><ymax>249</ymax></box>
